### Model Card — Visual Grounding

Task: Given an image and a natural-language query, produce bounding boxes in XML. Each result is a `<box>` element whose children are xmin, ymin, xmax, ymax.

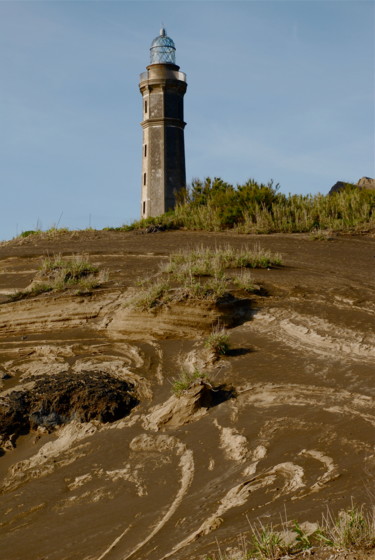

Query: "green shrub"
<box><xmin>123</xmin><ymin>177</ymin><xmax>375</xmax><ymax>234</ymax></box>
<box><xmin>19</xmin><ymin>230</ymin><xmax>40</xmax><ymax>238</ymax></box>
<box><xmin>171</xmin><ymin>369</ymin><xmax>208</xmax><ymax>396</ymax></box>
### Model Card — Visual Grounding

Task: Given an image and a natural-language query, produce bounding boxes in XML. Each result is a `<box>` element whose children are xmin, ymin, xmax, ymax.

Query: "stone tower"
<box><xmin>139</xmin><ymin>28</ymin><xmax>187</xmax><ymax>218</ymax></box>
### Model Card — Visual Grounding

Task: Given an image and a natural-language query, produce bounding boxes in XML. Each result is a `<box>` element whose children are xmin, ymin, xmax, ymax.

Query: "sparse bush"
<box><xmin>16</xmin><ymin>228</ymin><xmax>70</xmax><ymax>240</ymax></box>
<box><xmin>40</xmin><ymin>253</ymin><xmax>98</xmax><ymax>280</ymax></box>
<box><xmin>290</xmin><ymin>520</ymin><xmax>324</xmax><ymax>551</ymax></box>
<box><xmin>180</xmin><ymin>272</ymin><xmax>228</xmax><ymax>301</ymax></box>
<box><xmin>163</xmin><ymin>245</ymin><xmax>281</xmax><ymax>276</ymax></box>
<box><xmin>249</xmin><ymin>523</ymin><xmax>288</xmax><ymax>560</ymax></box>
<box><xmin>119</xmin><ymin>212</ymin><xmax>179</xmax><ymax>232</ymax></box>
<box><xmin>309</xmin><ymin>229</ymin><xmax>334</xmax><ymax>241</ymax></box>
<box><xmin>321</xmin><ymin>504</ymin><xmax>375</xmax><ymax>550</ymax></box>
<box><xmin>171</xmin><ymin>369</ymin><xmax>208</xmax><ymax>396</ymax></box>
<box><xmin>130</xmin><ymin>279</ymin><xmax>172</xmax><ymax>311</ymax></box>
<box><xmin>19</xmin><ymin>230</ymin><xmax>40</xmax><ymax>238</ymax></box>
<box><xmin>75</xmin><ymin>269</ymin><xmax>109</xmax><ymax>295</ymax></box>
<box><xmin>127</xmin><ymin>245</ymin><xmax>280</xmax><ymax>311</ymax></box>
<box><xmin>206</xmin><ymin>504</ymin><xmax>375</xmax><ymax>559</ymax></box>
<box><xmin>9</xmin><ymin>283</ymin><xmax>54</xmax><ymax>302</ymax></box>
<box><xmin>204</xmin><ymin>328</ymin><xmax>230</xmax><ymax>355</ymax></box>
<box><xmin>232</xmin><ymin>269</ymin><xmax>255</xmax><ymax>293</ymax></box>
<box><xmin>8</xmin><ymin>254</ymin><xmax>106</xmax><ymax>301</ymax></box>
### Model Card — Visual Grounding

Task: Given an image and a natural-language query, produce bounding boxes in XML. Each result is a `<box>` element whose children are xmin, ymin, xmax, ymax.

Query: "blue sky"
<box><xmin>1</xmin><ymin>0</ymin><xmax>374</xmax><ymax>240</ymax></box>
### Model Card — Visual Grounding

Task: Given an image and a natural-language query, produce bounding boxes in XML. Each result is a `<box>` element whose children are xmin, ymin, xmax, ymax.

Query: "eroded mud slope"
<box><xmin>0</xmin><ymin>230</ymin><xmax>374</xmax><ymax>560</ymax></box>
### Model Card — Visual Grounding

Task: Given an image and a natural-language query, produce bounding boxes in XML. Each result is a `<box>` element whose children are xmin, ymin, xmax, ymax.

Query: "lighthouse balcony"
<box><xmin>139</xmin><ymin>69</ymin><xmax>186</xmax><ymax>84</ymax></box>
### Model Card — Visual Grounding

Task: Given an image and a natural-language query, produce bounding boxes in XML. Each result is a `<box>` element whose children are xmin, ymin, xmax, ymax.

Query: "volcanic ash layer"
<box><xmin>0</xmin><ymin>230</ymin><xmax>374</xmax><ymax>560</ymax></box>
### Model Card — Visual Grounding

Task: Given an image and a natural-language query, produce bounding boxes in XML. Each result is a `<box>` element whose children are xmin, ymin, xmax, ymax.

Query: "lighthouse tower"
<box><xmin>139</xmin><ymin>28</ymin><xmax>187</xmax><ymax>218</ymax></box>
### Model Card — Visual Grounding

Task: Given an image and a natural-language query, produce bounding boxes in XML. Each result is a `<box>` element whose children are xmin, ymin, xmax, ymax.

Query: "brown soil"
<box><xmin>0</xmin><ymin>229</ymin><xmax>374</xmax><ymax>560</ymax></box>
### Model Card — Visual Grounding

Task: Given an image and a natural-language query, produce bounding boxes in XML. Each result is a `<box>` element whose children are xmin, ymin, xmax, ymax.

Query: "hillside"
<box><xmin>0</xmin><ymin>229</ymin><xmax>374</xmax><ymax>560</ymax></box>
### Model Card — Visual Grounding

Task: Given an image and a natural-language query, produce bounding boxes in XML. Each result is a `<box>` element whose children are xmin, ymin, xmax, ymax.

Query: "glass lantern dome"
<box><xmin>150</xmin><ymin>28</ymin><xmax>176</xmax><ymax>65</ymax></box>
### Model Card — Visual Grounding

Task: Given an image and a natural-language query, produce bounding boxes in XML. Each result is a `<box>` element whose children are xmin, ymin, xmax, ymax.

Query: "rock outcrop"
<box><xmin>0</xmin><ymin>371</ymin><xmax>139</xmax><ymax>448</ymax></box>
<box><xmin>357</xmin><ymin>176</ymin><xmax>375</xmax><ymax>190</ymax></box>
<box><xmin>328</xmin><ymin>176</ymin><xmax>375</xmax><ymax>194</ymax></box>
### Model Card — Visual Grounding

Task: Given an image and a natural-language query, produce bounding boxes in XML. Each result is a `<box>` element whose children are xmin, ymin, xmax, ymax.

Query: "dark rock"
<box><xmin>0</xmin><ymin>391</ymin><xmax>32</xmax><ymax>443</ymax></box>
<box><xmin>328</xmin><ymin>181</ymin><xmax>357</xmax><ymax>195</ymax></box>
<box><xmin>144</xmin><ymin>224</ymin><xmax>167</xmax><ymax>233</ymax></box>
<box><xmin>328</xmin><ymin>177</ymin><xmax>375</xmax><ymax>195</ymax></box>
<box><xmin>0</xmin><ymin>371</ymin><xmax>139</xmax><ymax>448</ymax></box>
<box><xmin>196</xmin><ymin>382</ymin><xmax>236</xmax><ymax>409</ymax></box>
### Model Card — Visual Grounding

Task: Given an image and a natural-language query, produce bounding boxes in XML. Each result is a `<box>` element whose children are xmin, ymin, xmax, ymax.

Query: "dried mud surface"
<box><xmin>0</xmin><ymin>230</ymin><xmax>374</xmax><ymax>560</ymax></box>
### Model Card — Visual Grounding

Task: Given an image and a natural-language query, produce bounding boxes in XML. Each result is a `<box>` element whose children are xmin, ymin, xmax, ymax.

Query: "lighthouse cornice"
<box><xmin>139</xmin><ymin>81</ymin><xmax>187</xmax><ymax>97</ymax></box>
<box><xmin>141</xmin><ymin>117</ymin><xmax>187</xmax><ymax>129</ymax></box>
<box><xmin>139</xmin><ymin>67</ymin><xmax>186</xmax><ymax>85</ymax></box>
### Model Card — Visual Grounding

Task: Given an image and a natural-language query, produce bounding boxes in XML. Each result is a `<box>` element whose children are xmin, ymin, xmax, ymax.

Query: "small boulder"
<box><xmin>357</xmin><ymin>176</ymin><xmax>375</xmax><ymax>190</ymax></box>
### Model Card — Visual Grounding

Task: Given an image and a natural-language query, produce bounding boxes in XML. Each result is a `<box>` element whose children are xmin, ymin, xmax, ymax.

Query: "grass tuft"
<box><xmin>321</xmin><ymin>504</ymin><xmax>375</xmax><ymax>550</ymax></box>
<box><xmin>8</xmin><ymin>254</ymin><xmax>107</xmax><ymax>301</ymax></box>
<box><xmin>171</xmin><ymin>369</ymin><xmax>208</xmax><ymax>396</ymax></box>
<box><xmin>127</xmin><ymin>245</ymin><xmax>281</xmax><ymax>311</ymax></box>
<box><xmin>232</xmin><ymin>269</ymin><xmax>255</xmax><ymax>293</ymax></box>
<box><xmin>206</xmin><ymin>504</ymin><xmax>375</xmax><ymax>559</ymax></box>
<box><xmin>130</xmin><ymin>279</ymin><xmax>172</xmax><ymax>311</ymax></box>
<box><xmin>250</xmin><ymin>523</ymin><xmax>287</xmax><ymax>560</ymax></box>
<box><xmin>204</xmin><ymin>327</ymin><xmax>230</xmax><ymax>356</ymax></box>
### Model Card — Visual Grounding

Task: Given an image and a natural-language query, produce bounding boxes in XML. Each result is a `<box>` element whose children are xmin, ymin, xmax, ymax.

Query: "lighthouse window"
<box><xmin>144</xmin><ymin>144</ymin><xmax>147</xmax><ymax>157</ymax></box>
<box><xmin>143</xmin><ymin>201</ymin><xmax>146</xmax><ymax>214</ymax></box>
<box><xmin>143</xmin><ymin>173</ymin><xmax>146</xmax><ymax>185</ymax></box>
<box><xmin>144</xmin><ymin>100</ymin><xmax>148</xmax><ymax>113</ymax></box>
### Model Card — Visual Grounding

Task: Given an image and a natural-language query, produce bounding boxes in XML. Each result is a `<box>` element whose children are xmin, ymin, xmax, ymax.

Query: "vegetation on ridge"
<box><xmin>122</xmin><ymin>177</ymin><xmax>375</xmax><ymax>234</ymax></box>
<box><xmin>9</xmin><ymin>254</ymin><xmax>107</xmax><ymax>301</ymax></box>
<box><xmin>14</xmin><ymin>178</ymin><xmax>374</xmax><ymax>239</ymax></box>
<box><xmin>127</xmin><ymin>245</ymin><xmax>281</xmax><ymax>310</ymax></box>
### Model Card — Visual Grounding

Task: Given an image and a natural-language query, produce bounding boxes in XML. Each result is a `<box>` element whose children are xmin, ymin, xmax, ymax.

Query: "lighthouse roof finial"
<box><xmin>150</xmin><ymin>27</ymin><xmax>176</xmax><ymax>65</ymax></box>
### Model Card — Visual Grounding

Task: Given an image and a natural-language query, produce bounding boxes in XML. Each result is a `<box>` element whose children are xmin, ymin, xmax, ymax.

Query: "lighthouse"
<box><xmin>139</xmin><ymin>28</ymin><xmax>187</xmax><ymax>218</ymax></box>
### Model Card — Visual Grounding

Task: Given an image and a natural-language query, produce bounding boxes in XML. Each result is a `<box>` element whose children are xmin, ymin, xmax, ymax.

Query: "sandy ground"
<box><xmin>0</xmin><ymin>230</ymin><xmax>374</xmax><ymax>560</ymax></box>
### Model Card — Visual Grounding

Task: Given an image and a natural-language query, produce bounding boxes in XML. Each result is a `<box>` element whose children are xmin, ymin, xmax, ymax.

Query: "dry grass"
<box><xmin>321</xmin><ymin>504</ymin><xmax>375</xmax><ymax>550</ymax></box>
<box><xmin>9</xmin><ymin>254</ymin><xmax>107</xmax><ymax>301</ymax></box>
<box><xmin>127</xmin><ymin>245</ymin><xmax>281</xmax><ymax>311</ymax></box>
<box><xmin>122</xmin><ymin>178</ymin><xmax>375</xmax><ymax>234</ymax></box>
<box><xmin>163</xmin><ymin>245</ymin><xmax>282</xmax><ymax>277</ymax></box>
<box><xmin>204</xmin><ymin>327</ymin><xmax>230</xmax><ymax>356</ymax></box>
<box><xmin>206</xmin><ymin>504</ymin><xmax>375</xmax><ymax>559</ymax></box>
